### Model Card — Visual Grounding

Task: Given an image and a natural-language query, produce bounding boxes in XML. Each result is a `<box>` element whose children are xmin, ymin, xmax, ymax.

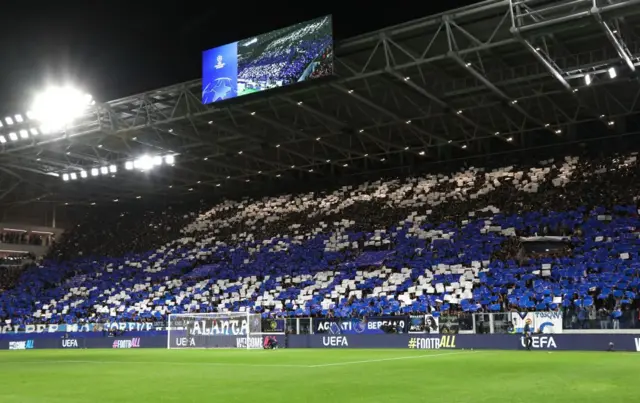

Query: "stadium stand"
<box><xmin>0</xmin><ymin>149</ymin><xmax>639</xmax><ymax>330</ymax></box>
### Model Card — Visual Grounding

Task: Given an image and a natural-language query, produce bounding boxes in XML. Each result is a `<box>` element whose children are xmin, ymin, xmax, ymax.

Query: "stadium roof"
<box><xmin>1</xmin><ymin>0</ymin><xmax>640</xmax><ymax>207</ymax></box>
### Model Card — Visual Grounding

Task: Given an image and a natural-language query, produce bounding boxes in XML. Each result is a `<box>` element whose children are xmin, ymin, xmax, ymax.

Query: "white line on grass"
<box><xmin>1</xmin><ymin>351</ymin><xmax>482</xmax><ymax>369</ymax></box>
<box><xmin>308</xmin><ymin>350</ymin><xmax>480</xmax><ymax>368</ymax></box>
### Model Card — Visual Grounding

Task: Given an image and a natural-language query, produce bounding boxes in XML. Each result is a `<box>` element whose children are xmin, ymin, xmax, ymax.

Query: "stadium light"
<box><xmin>5</xmin><ymin>117</ymin><xmax>13</xmax><ymax>125</ymax></box>
<box><xmin>164</xmin><ymin>155</ymin><xmax>175</xmax><ymax>165</ymax></box>
<box><xmin>133</xmin><ymin>155</ymin><xmax>154</xmax><ymax>171</ymax></box>
<box><xmin>608</xmin><ymin>67</ymin><xmax>617</xmax><ymax>79</ymax></box>
<box><xmin>80</xmin><ymin>170</ymin><xmax>88</xmax><ymax>178</ymax></box>
<box><xmin>30</xmin><ymin>85</ymin><xmax>93</xmax><ymax>134</ymax></box>
<box><xmin>585</xmin><ymin>74</ymin><xmax>592</xmax><ymax>86</ymax></box>
<box><xmin>91</xmin><ymin>168</ymin><xmax>99</xmax><ymax>177</ymax></box>
<box><xmin>109</xmin><ymin>165</ymin><xmax>117</xmax><ymax>173</ymax></box>
<box><xmin>29</xmin><ymin>128</ymin><xmax>39</xmax><ymax>136</ymax></box>
<box><xmin>14</xmin><ymin>114</ymin><xmax>23</xmax><ymax>123</ymax></box>
<box><xmin>62</xmin><ymin>173</ymin><xmax>69</xmax><ymax>181</ymax></box>
<box><xmin>8</xmin><ymin>132</ymin><xmax>17</xmax><ymax>141</ymax></box>
<box><xmin>125</xmin><ymin>161</ymin><xmax>134</xmax><ymax>170</ymax></box>
<box><xmin>19</xmin><ymin>130</ymin><xmax>28</xmax><ymax>139</ymax></box>
<box><xmin>100</xmin><ymin>166</ymin><xmax>108</xmax><ymax>175</ymax></box>
<box><xmin>70</xmin><ymin>173</ymin><xmax>77</xmax><ymax>180</ymax></box>
<box><xmin>0</xmin><ymin>136</ymin><xmax>6</xmax><ymax>144</ymax></box>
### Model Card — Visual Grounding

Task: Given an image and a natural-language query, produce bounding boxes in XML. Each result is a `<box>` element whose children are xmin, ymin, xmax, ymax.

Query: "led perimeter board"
<box><xmin>202</xmin><ymin>15</ymin><xmax>333</xmax><ymax>104</ymax></box>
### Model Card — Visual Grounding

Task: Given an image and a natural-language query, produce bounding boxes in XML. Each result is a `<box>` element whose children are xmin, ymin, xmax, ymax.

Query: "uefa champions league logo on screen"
<box><xmin>214</xmin><ymin>55</ymin><xmax>225</xmax><ymax>69</ymax></box>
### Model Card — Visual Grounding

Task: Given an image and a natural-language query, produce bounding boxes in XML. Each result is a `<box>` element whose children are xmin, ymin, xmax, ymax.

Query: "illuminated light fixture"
<box><xmin>5</xmin><ymin>117</ymin><xmax>14</xmax><ymax>125</ymax></box>
<box><xmin>80</xmin><ymin>170</ymin><xmax>88</xmax><ymax>178</ymax></box>
<box><xmin>203</xmin><ymin>157</ymin><xmax>208</xmax><ymax>161</ymax></box>
<box><xmin>290</xmin><ymin>165</ymin><xmax>295</xmax><ymax>169</ymax></box>
<box><xmin>70</xmin><ymin>173</ymin><xmax>77</xmax><ymax>180</ymax></box>
<box><xmin>62</xmin><ymin>173</ymin><xmax>69</xmax><ymax>181</ymax></box>
<box><xmin>461</xmin><ymin>144</ymin><xmax>468</xmax><ymax>149</ymax></box>
<box><xmin>608</xmin><ymin>121</ymin><xmax>615</xmax><ymax>126</ymax></box>
<box><xmin>169</xmin><ymin>185</ymin><xmax>173</xmax><ymax>188</ymax></box>
<box><xmin>404</xmin><ymin>146</ymin><xmax>409</xmax><ymax>150</ymax></box>
<box><xmin>113</xmin><ymin>199</ymin><xmax>119</xmax><ymax>202</ymax></box>
<box><xmin>250</xmin><ymin>111</ymin><xmax>256</xmax><ymax>116</ymax></box>
<box><xmin>380</xmin><ymin>158</ymin><xmax>386</xmax><ymax>162</ymax></box>
<box><xmin>511</xmin><ymin>100</ymin><xmax>518</xmax><ymax>104</ymax></box>
<box><xmin>276</xmin><ymin>174</ymin><xmax>281</xmax><ymax>178</ymax></box>
<box><xmin>168</xmin><ymin>128</ymin><xmax>173</xmax><ymax>133</ymax></box>
<box><xmin>507</xmin><ymin>137</ymin><xmax>513</xmax><ymax>142</ymax></box>
<box><xmin>418</xmin><ymin>151</ymin><xmax>425</xmax><ymax>155</ymax></box>
<box><xmin>26</xmin><ymin>111</ymin><xmax>34</xmax><ymax>119</ymax></box>
<box><xmin>359</xmin><ymin>129</ymin><xmax>364</xmax><ymax>133</ymax></box>
<box><xmin>90</xmin><ymin>202</ymin><xmax>95</xmax><ymax>206</ymax></box>
<box><xmin>226</xmin><ymin>176</ymin><xmax>230</xmax><ymax>179</ymax></box>
<box><xmin>494</xmin><ymin>131</ymin><xmax>500</xmax><ymax>135</ymax></box>
<box><xmin>245</xmin><ymin>179</ymin><xmax>250</xmax><ymax>182</ymax></box>
<box><xmin>0</xmin><ymin>121</ymin><xmax>3</xmax><ymax>127</ymax></box>
<box><xmin>132</xmin><ymin>137</ymin><xmax>137</xmax><ymax>140</ymax></box>
<box><xmin>134</xmin><ymin>155</ymin><xmax>154</xmax><ymax>170</ymax></box>
<box><xmin>91</xmin><ymin>168</ymin><xmax>99</xmax><ymax>176</ymax></box>
<box><xmin>100</xmin><ymin>166</ymin><xmax>108</xmax><ymax>175</ymax></box>
<box><xmin>297</xmin><ymin>101</ymin><xmax>303</xmax><ymax>105</ymax></box>
<box><xmin>36</xmin><ymin>158</ymin><xmax>41</xmax><ymax>161</ymax></box>
<box><xmin>30</xmin><ymin>85</ymin><xmax>93</xmax><ymax>134</ymax></box>
<box><xmin>0</xmin><ymin>136</ymin><xmax>6</xmax><ymax>144</ymax></box>
<box><xmin>14</xmin><ymin>114</ymin><xmax>23</xmax><ymax>123</ymax></box>
<box><xmin>197</xmin><ymin>180</ymin><xmax>201</xmax><ymax>183</ymax></box>
<box><xmin>405</xmin><ymin>120</ymin><xmax>412</xmax><ymax>124</ymax></box>
<box><xmin>447</xmin><ymin>140</ymin><xmax>452</xmax><ymax>144</ymax></box>
<box><xmin>208</xmin><ymin>121</ymin><xmax>213</xmax><ymax>124</ymax></box>
<box><xmin>456</xmin><ymin>110</ymin><xmax>462</xmax><ymax>114</ymax></box>
<box><xmin>125</xmin><ymin>161</ymin><xmax>134</xmax><ymax>170</ymax></box>
<box><xmin>555</xmin><ymin>129</ymin><xmax>562</xmax><ymax>134</ymax></box>
<box><xmin>364</xmin><ymin>154</ymin><xmax>369</xmax><ymax>157</ymax></box>
<box><xmin>30</xmin><ymin>128</ymin><xmax>38</xmax><ymax>135</ymax></box>
<box><xmin>572</xmin><ymin>89</ymin><xmax>578</xmax><ymax>93</ymax></box>
<box><xmin>66</xmin><ymin>151</ymin><xmax>70</xmax><ymax>155</ymax></box>
<box><xmin>8</xmin><ymin>132</ymin><xmax>17</xmax><ymax>141</ymax></box>
<box><xmin>136</xmin><ymin>196</ymin><xmax>141</xmax><ymax>199</ymax></box>
<box><xmin>585</xmin><ymin>74</ymin><xmax>592</xmax><ymax>86</ymax></box>
<box><xmin>316</xmin><ymin>137</ymin><xmax>320</xmax><ymax>141</ymax></box>
<box><xmin>257</xmin><ymin>171</ymin><xmax>261</xmax><ymax>174</ymax></box>
<box><xmin>109</xmin><ymin>165</ymin><xmax>117</xmax><ymax>173</ymax></box>
<box><xmin>343</xmin><ymin>163</ymin><xmax>348</xmax><ymax>167</ymax></box>
<box><xmin>544</xmin><ymin>123</ymin><xmax>550</xmax><ymax>127</ymax></box>
<box><xmin>347</xmin><ymin>89</ymin><xmax>354</xmax><ymax>94</ymax></box>
<box><xmin>188</xmin><ymin>188</ymin><xmax>194</xmax><ymax>191</ymax></box>
<box><xmin>237</xmin><ymin>151</ymin><xmax>243</xmax><ymax>155</ymax></box>
<box><xmin>608</xmin><ymin>67</ymin><xmax>617</xmax><ymax>79</ymax></box>
<box><xmin>465</xmin><ymin>62</ymin><xmax>471</xmax><ymax>67</ymax></box>
<box><xmin>98</xmin><ymin>144</ymin><xmax>102</xmax><ymax>148</ymax></box>
<box><xmin>164</xmin><ymin>155</ymin><xmax>175</xmax><ymax>165</ymax></box>
<box><xmin>600</xmin><ymin>114</ymin><xmax>605</xmax><ymax>118</ymax></box>
<box><xmin>309</xmin><ymin>169</ymin><xmax>314</xmax><ymax>172</ymax></box>
<box><xmin>19</xmin><ymin>130</ymin><xmax>28</xmax><ymax>139</ymax></box>
<box><xmin>404</xmin><ymin>76</ymin><xmax>410</xmax><ymax>81</ymax></box>
<box><xmin>216</xmin><ymin>183</ymin><xmax>221</xmax><ymax>187</ymax></box>
<box><xmin>275</xmin><ymin>144</ymin><xmax>280</xmax><ymax>148</ymax></box>
<box><xmin>326</xmin><ymin>159</ymin><xmax>331</xmax><ymax>163</ymax></box>
<box><xmin>152</xmin><ymin>155</ymin><xmax>162</xmax><ymax>166</ymax></box>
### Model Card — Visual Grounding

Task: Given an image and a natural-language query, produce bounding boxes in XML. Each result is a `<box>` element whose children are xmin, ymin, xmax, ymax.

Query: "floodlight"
<box><xmin>19</xmin><ymin>130</ymin><xmax>28</xmax><ymax>139</ymax></box>
<box><xmin>91</xmin><ymin>168</ymin><xmax>99</xmax><ymax>176</ymax></box>
<box><xmin>29</xmin><ymin>128</ymin><xmax>38</xmax><ymax>135</ymax></box>
<box><xmin>152</xmin><ymin>156</ymin><xmax>163</xmax><ymax>166</ymax></box>
<box><xmin>134</xmin><ymin>155</ymin><xmax>154</xmax><ymax>171</ymax></box>
<box><xmin>585</xmin><ymin>74</ymin><xmax>592</xmax><ymax>86</ymax></box>
<box><xmin>100</xmin><ymin>166</ymin><xmax>108</xmax><ymax>175</ymax></box>
<box><xmin>80</xmin><ymin>170</ymin><xmax>88</xmax><ymax>178</ymax></box>
<box><xmin>8</xmin><ymin>132</ymin><xmax>17</xmax><ymax>141</ymax></box>
<box><xmin>125</xmin><ymin>161</ymin><xmax>134</xmax><ymax>170</ymax></box>
<box><xmin>14</xmin><ymin>114</ymin><xmax>23</xmax><ymax>123</ymax></box>
<box><xmin>30</xmin><ymin>85</ymin><xmax>93</xmax><ymax>134</ymax></box>
<box><xmin>0</xmin><ymin>121</ymin><xmax>3</xmax><ymax>127</ymax></box>
<box><xmin>164</xmin><ymin>155</ymin><xmax>175</xmax><ymax>165</ymax></box>
<box><xmin>62</xmin><ymin>173</ymin><xmax>69</xmax><ymax>181</ymax></box>
<box><xmin>26</xmin><ymin>111</ymin><xmax>34</xmax><ymax>120</ymax></box>
<box><xmin>0</xmin><ymin>136</ymin><xmax>5</xmax><ymax>144</ymax></box>
<box><xmin>70</xmin><ymin>173</ymin><xmax>77</xmax><ymax>180</ymax></box>
<box><xmin>5</xmin><ymin>117</ymin><xmax>13</xmax><ymax>125</ymax></box>
<box><xmin>109</xmin><ymin>165</ymin><xmax>117</xmax><ymax>173</ymax></box>
<box><xmin>608</xmin><ymin>67</ymin><xmax>617</xmax><ymax>79</ymax></box>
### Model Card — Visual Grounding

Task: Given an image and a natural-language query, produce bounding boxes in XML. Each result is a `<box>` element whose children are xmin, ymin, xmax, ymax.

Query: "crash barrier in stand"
<box><xmin>2</xmin><ymin>333</ymin><xmax>640</xmax><ymax>351</ymax></box>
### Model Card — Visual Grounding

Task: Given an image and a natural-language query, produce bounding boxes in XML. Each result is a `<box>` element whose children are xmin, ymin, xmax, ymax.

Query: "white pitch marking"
<box><xmin>0</xmin><ymin>360</ymin><xmax>308</xmax><ymax>368</ymax></box>
<box><xmin>307</xmin><ymin>350</ymin><xmax>479</xmax><ymax>368</ymax></box>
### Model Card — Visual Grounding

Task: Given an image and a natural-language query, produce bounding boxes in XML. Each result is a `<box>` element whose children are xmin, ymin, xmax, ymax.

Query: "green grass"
<box><xmin>0</xmin><ymin>349</ymin><xmax>637</xmax><ymax>402</ymax></box>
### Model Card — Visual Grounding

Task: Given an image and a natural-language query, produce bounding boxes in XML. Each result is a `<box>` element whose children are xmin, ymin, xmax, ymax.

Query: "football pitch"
<box><xmin>0</xmin><ymin>349</ymin><xmax>637</xmax><ymax>402</ymax></box>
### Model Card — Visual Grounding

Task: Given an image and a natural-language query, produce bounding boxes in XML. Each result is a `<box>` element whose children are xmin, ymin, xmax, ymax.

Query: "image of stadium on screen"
<box><xmin>202</xmin><ymin>15</ymin><xmax>333</xmax><ymax>104</ymax></box>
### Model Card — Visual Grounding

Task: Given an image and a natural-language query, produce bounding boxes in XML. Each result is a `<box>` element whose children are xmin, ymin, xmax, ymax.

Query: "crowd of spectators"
<box><xmin>0</xmin><ymin>143</ymin><xmax>639</xmax><ymax>327</ymax></box>
<box><xmin>0</xmin><ymin>231</ymin><xmax>53</xmax><ymax>246</ymax></box>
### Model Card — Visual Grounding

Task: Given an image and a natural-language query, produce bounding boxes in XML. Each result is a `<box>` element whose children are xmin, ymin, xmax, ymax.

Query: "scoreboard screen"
<box><xmin>202</xmin><ymin>15</ymin><xmax>333</xmax><ymax>104</ymax></box>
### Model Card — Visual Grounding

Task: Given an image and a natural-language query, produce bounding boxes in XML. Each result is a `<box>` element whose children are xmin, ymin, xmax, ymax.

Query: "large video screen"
<box><xmin>202</xmin><ymin>15</ymin><xmax>333</xmax><ymax>104</ymax></box>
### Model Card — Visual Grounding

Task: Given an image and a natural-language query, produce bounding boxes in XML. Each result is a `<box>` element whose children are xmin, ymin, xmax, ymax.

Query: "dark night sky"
<box><xmin>0</xmin><ymin>1</ymin><xmax>476</xmax><ymax>113</ymax></box>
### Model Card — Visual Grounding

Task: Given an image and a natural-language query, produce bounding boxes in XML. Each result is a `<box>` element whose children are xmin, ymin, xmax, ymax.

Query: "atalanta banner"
<box><xmin>313</xmin><ymin>316</ymin><xmax>410</xmax><ymax>334</ymax></box>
